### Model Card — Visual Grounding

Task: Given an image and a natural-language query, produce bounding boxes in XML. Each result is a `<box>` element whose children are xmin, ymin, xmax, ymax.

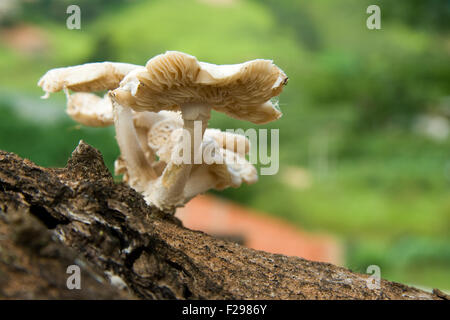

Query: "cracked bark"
<box><xmin>0</xmin><ymin>141</ymin><xmax>444</xmax><ymax>300</ymax></box>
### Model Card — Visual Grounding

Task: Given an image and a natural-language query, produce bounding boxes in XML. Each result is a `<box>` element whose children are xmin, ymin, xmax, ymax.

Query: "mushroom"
<box><xmin>115</xmin><ymin>110</ymin><xmax>182</xmax><ymax>191</ymax></box>
<box><xmin>115</xmin><ymin>126</ymin><xmax>258</xmax><ymax>204</ymax></box>
<box><xmin>38</xmin><ymin>62</ymin><xmax>141</xmax><ymax>126</ymax></box>
<box><xmin>113</xmin><ymin>107</ymin><xmax>256</xmax><ymax>208</ymax></box>
<box><xmin>38</xmin><ymin>51</ymin><xmax>287</xmax><ymax>211</ymax></box>
<box><xmin>64</xmin><ymin>91</ymin><xmax>114</xmax><ymax>127</ymax></box>
<box><xmin>203</xmin><ymin>128</ymin><xmax>249</xmax><ymax>157</ymax></box>
<box><xmin>38</xmin><ymin>60</ymin><xmax>159</xmax><ymax>191</ymax></box>
<box><xmin>38</xmin><ymin>61</ymin><xmax>140</xmax><ymax>97</ymax></box>
<box><xmin>113</xmin><ymin>51</ymin><xmax>287</xmax><ymax>124</ymax></box>
<box><xmin>118</xmin><ymin>110</ymin><xmax>254</xmax><ymax>200</ymax></box>
<box><xmin>146</xmin><ymin>112</ymin><xmax>184</xmax><ymax>163</ymax></box>
<box><xmin>182</xmin><ymin>136</ymin><xmax>258</xmax><ymax>201</ymax></box>
<box><xmin>148</xmin><ymin>126</ymin><xmax>250</xmax><ymax>164</ymax></box>
<box><xmin>110</xmin><ymin>96</ymin><xmax>158</xmax><ymax>193</ymax></box>
<box><xmin>112</xmin><ymin>51</ymin><xmax>287</xmax><ymax>210</ymax></box>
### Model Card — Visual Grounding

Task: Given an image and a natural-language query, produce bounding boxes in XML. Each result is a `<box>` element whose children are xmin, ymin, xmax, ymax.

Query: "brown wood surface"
<box><xmin>0</xmin><ymin>141</ymin><xmax>444</xmax><ymax>300</ymax></box>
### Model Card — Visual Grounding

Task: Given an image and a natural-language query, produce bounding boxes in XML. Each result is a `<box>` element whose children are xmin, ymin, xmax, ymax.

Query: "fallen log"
<box><xmin>0</xmin><ymin>141</ymin><xmax>443</xmax><ymax>300</ymax></box>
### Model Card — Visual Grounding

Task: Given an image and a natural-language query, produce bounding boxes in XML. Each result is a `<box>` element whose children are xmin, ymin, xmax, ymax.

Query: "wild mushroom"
<box><xmin>64</xmin><ymin>91</ymin><xmax>114</xmax><ymax>127</ymax></box>
<box><xmin>203</xmin><ymin>128</ymin><xmax>249</xmax><ymax>157</ymax></box>
<box><xmin>115</xmin><ymin>125</ymin><xmax>257</xmax><ymax>204</ymax></box>
<box><xmin>38</xmin><ymin>51</ymin><xmax>287</xmax><ymax>211</ymax></box>
<box><xmin>182</xmin><ymin>136</ymin><xmax>258</xmax><ymax>201</ymax></box>
<box><xmin>112</xmin><ymin>51</ymin><xmax>287</xmax><ymax>210</ymax></box>
<box><xmin>113</xmin><ymin>51</ymin><xmax>287</xmax><ymax>124</ymax></box>
<box><xmin>115</xmin><ymin>110</ymin><xmax>182</xmax><ymax>190</ymax></box>
<box><xmin>38</xmin><ymin>61</ymin><xmax>159</xmax><ymax>191</ymax></box>
<box><xmin>38</xmin><ymin>62</ymin><xmax>141</xmax><ymax>126</ymax></box>
<box><xmin>38</xmin><ymin>61</ymin><xmax>140</xmax><ymax>97</ymax></box>
<box><xmin>114</xmin><ymin>110</ymin><xmax>254</xmax><ymax>201</ymax></box>
<box><xmin>146</xmin><ymin>111</ymin><xmax>184</xmax><ymax>163</ymax></box>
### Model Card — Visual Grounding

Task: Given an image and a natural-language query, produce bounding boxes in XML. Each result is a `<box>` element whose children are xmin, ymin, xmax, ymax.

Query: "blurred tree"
<box><xmin>0</xmin><ymin>0</ymin><xmax>21</xmax><ymax>27</ymax></box>
<box><xmin>87</xmin><ymin>33</ymin><xmax>118</xmax><ymax>62</ymax></box>
<box><xmin>354</xmin><ymin>52</ymin><xmax>449</xmax><ymax>130</ymax></box>
<box><xmin>258</xmin><ymin>0</ymin><xmax>450</xmax><ymax>130</ymax></box>
<box><xmin>255</xmin><ymin>0</ymin><xmax>322</xmax><ymax>51</ymax></box>
<box><xmin>378</xmin><ymin>0</ymin><xmax>450</xmax><ymax>33</ymax></box>
<box><xmin>19</xmin><ymin>0</ymin><xmax>139</xmax><ymax>24</ymax></box>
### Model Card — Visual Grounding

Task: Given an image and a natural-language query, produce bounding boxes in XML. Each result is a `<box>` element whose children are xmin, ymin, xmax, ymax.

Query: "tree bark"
<box><xmin>0</xmin><ymin>141</ymin><xmax>444</xmax><ymax>300</ymax></box>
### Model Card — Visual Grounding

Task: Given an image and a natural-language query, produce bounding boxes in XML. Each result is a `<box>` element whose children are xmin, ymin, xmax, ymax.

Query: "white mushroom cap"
<box><xmin>147</xmin><ymin>114</ymin><xmax>184</xmax><ymax>154</ymax></box>
<box><xmin>38</xmin><ymin>61</ymin><xmax>141</xmax><ymax>127</ymax></box>
<box><xmin>38</xmin><ymin>61</ymin><xmax>142</xmax><ymax>128</ymax></box>
<box><xmin>133</xmin><ymin>110</ymin><xmax>180</xmax><ymax>131</ymax></box>
<box><xmin>112</xmin><ymin>51</ymin><xmax>288</xmax><ymax>124</ymax></box>
<box><xmin>148</xmin><ymin>125</ymin><xmax>251</xmax><ymax>164</ymax></box>
<box><xmin>65</xmin><ymin>92</ymin><xmax>114</xmax><ymax>127</ymax></box>
<box><xmin>38</xmin><ymin>62</ymin><xmax>141</xmax><ymax>96</ymax></box>
<box><xmin>215</xmin><ymin>149</ymin><xmax>258</xmax><ymax>188</ymax></box>
<box><xmin>203</xmin><ymin>128</ymin><xmax>249</xmax><ymax>156</ymax></box>
<box><xmin>143</xmin><ymin>142</ymin><xmax>258</xmax><ymax>209</ymax></box>
<box><xmin>183</xmin><ymin>137</ymin><xmax>257</xmax><ymax>199</ymax></box>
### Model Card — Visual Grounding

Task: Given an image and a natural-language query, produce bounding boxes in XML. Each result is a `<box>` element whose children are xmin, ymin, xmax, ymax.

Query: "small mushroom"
<box><xmin>203</xmin><ymin>128</ymin><xmax>250</xmax><ymax>156</ymax></box>
<box><xmin>39</xmin><ymin>62</ymin><xmax>139</xmax><ymax>127</ymax></box>
<box><xmin>38</xmin><ymin>60</ymin><xmax>158</xmax><ymax>190</ymax></box>
<box><xmin>64</xmin><ymin>91</ymin><xmax>114</xmax><ymax>127</ymax></box>
<box><xmin>183</xmin><ymin>137</ymin><xmax>258</xmax><ymax>200</ymax></box>
<box><xmin>38</xmin><ymin>61</ymin><xmax>140</xmax><ymax>97</ymax></box>
<box><xmin>112</xmin><ymin>51</ymin><xmax>287</xmax><ymax>210</ymax></box>
<box><xmin>146</xmin><ymin>112</ymin><xmax>184</xmax><ymax>162</ymax></box>
<box><xmin>124</xmin><ymin>114</ymin><xmax>256</xmax><ymax>209</ymax></box>
<box><xmin>114</xmin><ymin>110</ymin><xmax>182</xmax><ymax>191</ymax></box>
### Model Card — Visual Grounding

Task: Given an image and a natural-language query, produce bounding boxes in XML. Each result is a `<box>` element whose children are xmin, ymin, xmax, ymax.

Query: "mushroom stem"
<box><xmin>180</xmin><ymin>103</ymin><xmax>211</xmax><ymax>163</ymax></box>
<box><xmin>110</xmin><ymin>95</ymin><xmax>157</xmax><ymax>191</ymax></box>
<box><xmin>135</xmin><ymin>125</ymin><xmax>156</xmax><ymax>164</ymax></box>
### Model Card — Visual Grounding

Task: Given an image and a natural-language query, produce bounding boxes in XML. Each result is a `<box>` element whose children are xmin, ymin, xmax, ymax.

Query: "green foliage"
<box><xmin>0</xmin><ymin>96</ymin><xmax>119</xmax><ymax>171</ymax></box>
<box><xmin>346</xmin><ymin>236</ymin><xmax>450</xmax><ymax>289</ymax></box>
<box><xmin>19</xmin><ymin>0</ymin><xmax>133</xmax><ymax>24</ymax></box>
<box><xmin>378</xmin><ymin>0</ymin><xmax>450</xmax><ymax>33</ymax></box>
<box><xmin>257</xmin><ymin>0</ymin><xmax>450</xmax><ymax>129</ymax></box>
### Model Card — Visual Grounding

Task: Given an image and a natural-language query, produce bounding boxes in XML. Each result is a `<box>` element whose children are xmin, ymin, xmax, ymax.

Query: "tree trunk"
<box><xmin>0</xmin><ymin>141</ymin><xmax>445</xmax><ymax>300</ymax></box>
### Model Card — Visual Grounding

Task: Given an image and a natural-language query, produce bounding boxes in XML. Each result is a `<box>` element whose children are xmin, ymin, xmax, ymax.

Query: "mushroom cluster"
<box><xmin>38</xmin><ymin>51</ymin><xmax>287</xmax><ymax>211</ymax></box>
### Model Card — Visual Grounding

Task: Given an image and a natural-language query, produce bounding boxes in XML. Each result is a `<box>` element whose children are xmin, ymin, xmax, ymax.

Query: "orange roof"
<box><xmin>176</xmin><ymin>194</ymin><xmax>343</xmax><ymax>265</ymax></box>
<box><xmin>1</xmin><ymin>24</ymin><xmax>49</xmax><ymax>54</ymax></box>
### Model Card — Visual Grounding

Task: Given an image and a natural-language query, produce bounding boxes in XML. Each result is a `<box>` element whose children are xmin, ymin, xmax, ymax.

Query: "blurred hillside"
<box><xmin>0</xmin><ymin>0</ymin><xmax>449</xmax><ymax>290</ymax></box>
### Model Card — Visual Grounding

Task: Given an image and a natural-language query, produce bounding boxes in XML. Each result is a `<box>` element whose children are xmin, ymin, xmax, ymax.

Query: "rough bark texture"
<box><xmin>0</xmin><ymin>141</ymin><xmax>444</xmax><ymax>300</ymax></box>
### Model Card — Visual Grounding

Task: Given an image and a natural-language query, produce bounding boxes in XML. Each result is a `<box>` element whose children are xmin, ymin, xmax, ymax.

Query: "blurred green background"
<box><xmin>0</xmin><ymin>0</ymin><xmax>449</xmax><ymax>291</ymax></box>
